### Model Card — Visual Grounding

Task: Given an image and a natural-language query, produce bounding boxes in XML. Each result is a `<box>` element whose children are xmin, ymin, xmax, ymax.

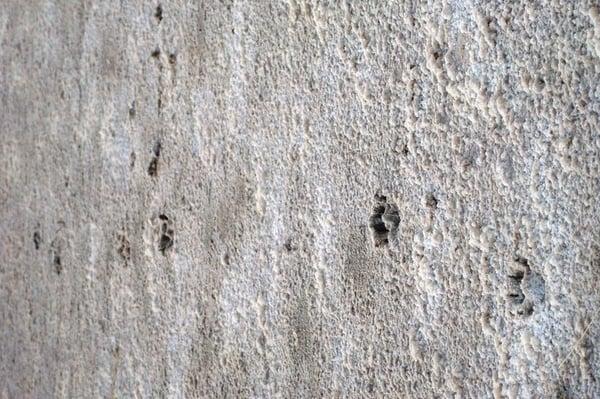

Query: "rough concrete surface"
<box><xmin>1</xmin><ymin>1</ymin><xmax>599</xmax><ymax>398</ymax></box>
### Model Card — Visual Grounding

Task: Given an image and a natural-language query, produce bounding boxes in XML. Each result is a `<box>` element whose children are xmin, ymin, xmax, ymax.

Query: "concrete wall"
<box><xmin>1</xmin><ymin>1</ymin><xmax>599</xmax><ymax>397</ymax></box>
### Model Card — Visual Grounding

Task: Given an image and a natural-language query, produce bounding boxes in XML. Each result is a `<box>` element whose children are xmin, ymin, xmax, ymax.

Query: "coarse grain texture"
<box><xmin>1</xmin><ymin>1</ymin><xmax>599</xmax><ymax>398</ymax></box>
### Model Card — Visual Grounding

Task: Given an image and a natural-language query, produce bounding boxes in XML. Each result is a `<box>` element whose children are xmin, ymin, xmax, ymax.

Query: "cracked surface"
<box><xmin>1</xmin><ymin>1</ymin><xmax>599</xmax><ymax>397</ymax></box>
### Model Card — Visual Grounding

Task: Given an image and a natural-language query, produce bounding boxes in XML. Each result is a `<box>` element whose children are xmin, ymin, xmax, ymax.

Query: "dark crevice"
<box><xmin>514</xmin><ymin>256</ymin><xmax>529</xmax><ymax>267</ymax></box>
<box><xmin>155</xmin><ymin>5</ymin><xmax>163</xmax><ymax>22</ymax></box>
<box><xmin>370</xmin><ymin>205</ymin><xmax>388</xmax><ymax>233</ymax></box>
<box><xmin>117</xmin><ymin>233</ymin><xmax>131</xmax><ymax>262</ymax></box>
<box><xmin>284</xmin><ymin>238</ymin><xmax>296</xmax><ymax>252</ymax></box>
<box><xmin>425</xmin><ymin>193</ymin><xmax>438</xmax><ymax>209</ymax></box>
<box><xmin>157</xmin><ymin>214</ymin><xmax>174</xmax><ymax>255</ymax></box>
<box><xmin>148</xmin><ymin>141</ymin><xmax>162</xmax><ymax>177</ymax></box>
<box><xmin>507</xmin><ymin>256</ymin><xmax>544</xmax><ymax>318</ymax></box>
<box><xmin>158</xmin><ymin>232</ymin><xmax>173</xmax><ymax>254</ymax></box>
<box><xmin>52</xmin><ymin>246</ymin><xmax>62</xmax><ymax>274</ymax></box>
<box><xmin>369</xmin><ymin>195</ymin><xmax>400</xmax><ymax>248</ymax></box>
<box><xmin>33</xmin><ymin>231</ymin><xmax>41</xmax><ymax>250</ymax></box>
<box><xmin>507</xmin><ymin>270</ymin><xmax>524</xmax><ymax>281</ymax></box>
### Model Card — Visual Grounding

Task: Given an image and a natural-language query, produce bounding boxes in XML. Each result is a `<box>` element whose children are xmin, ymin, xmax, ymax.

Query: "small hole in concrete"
<box><xmin>159</xmin><ymin>230</ymin><xmax>174</xmax><ymax>254</ymax></box>
<box><xmin>157</xmin><ymin>214</ymin><xmax>174</xmax><ymax>255</ymax></box>
<box><xmin>425</xmin><ymin>193</ymin><xmax>438</xmax><ymax>209</ymax></box>
<box><xmin>148</xmin><ymin>141</ymin><xmax>162</xmax><ymax>177</ymax></box>
<box><xmin>117</xmin><ymin>233</ymin><xmax>131</xmax><ymax>262</ymax></box>
<box><xmin>369</xmin><ymin>194</ymin><xmax>399</xmax><ymax>247</ymax></box>
<box><xmin>52</xmin><ymin>250</ymin><xmax>62</xmax><ymax>274</ymax></box>
<box><xmin>284</xmin><ymin>238</ymin><xmax>296</xmax><ymax>252</ymax></box>
<box><xmin>155</xmin><ymin>5</ymin><xmax>163</xmax><ymax>22</ymax></box>
<box><xmin>33</xmin><ymin>231</ymin><xmax>41</xmax><ymax>250</ymax></box>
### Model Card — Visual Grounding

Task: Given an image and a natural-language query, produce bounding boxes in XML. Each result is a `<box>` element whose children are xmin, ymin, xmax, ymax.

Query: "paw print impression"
<box><xmin>368</xmin><ymin>194</ymin><xmax>400</xmax><ymax>248</ymax></box>
<box><xmin>157</xmin><ymin>214</ymin><xmax>174</xmax><ymax>255</ymax></box>
<box><xmin>506</xmin><ymin>257</ymin><xmax>545</xmax><ymax>317</ymax></box>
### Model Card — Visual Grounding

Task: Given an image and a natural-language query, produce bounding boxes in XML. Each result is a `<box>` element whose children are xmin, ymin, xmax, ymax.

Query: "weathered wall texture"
<box><xmin>1</xmin><ymin>1</ymin><xmax>600</xmax><ymax>397</ymax></box>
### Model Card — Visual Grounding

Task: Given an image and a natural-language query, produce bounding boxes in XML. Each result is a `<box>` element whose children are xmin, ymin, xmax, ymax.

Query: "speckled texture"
<box><xmin>1</xmin><ymin>1</ymin><xmax>599</xmax><ymax>398</ymax></box>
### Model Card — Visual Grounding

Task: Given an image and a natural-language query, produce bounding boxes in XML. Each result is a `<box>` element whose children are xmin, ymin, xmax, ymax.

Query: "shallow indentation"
<box><xmin>506</xmin><ymin>256</ymin><xmax>545</xmax><ymax>317</ymax></box>
<box><xmin>368</xmin><ymin>194</ymin><xmax>400</xmax><ymax>248</ymax></box>
<box><xmin>155</xmin><ymin>5</ymin><xmax>163</xmax><ymax>22</ymax></box>
<box><xmin>117</xmin><ymin>232</ymin><xmax>131</xmax><ymax>262</ymax></box>
<box><xmin>157</xmin><ymin>214</ymin><xmax>174</xmax><ymax>255</ymax></box>
<box><xmin>33</xmin><ymin>231</ymin><xmax>41</xmax><ymax>250</ymax></box>
<box><xmin>148</xmin><ymin>141</ymin><xmax>162</xmax><ymax>177</ymax></box>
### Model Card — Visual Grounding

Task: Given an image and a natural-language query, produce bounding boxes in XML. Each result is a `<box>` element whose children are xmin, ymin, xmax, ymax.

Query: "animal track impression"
<box><xmin>33</xmin><ymin>231</ymin><xmax>41</xmax><ymax>250</ymax></box>
<box><xmin>506</xmin><ymin>257</ymin><xmax>545</xmax><ymax>317</ymax></box>
<box><xmin>368</xmin><ymin>194</ymin><xmax>400</xmax><ymax>247</ymax></box>
<box><xmin>50</xmin><ymin>239</ymin><xmax>62</xmax><ymax>275</ymax></box>
<box><xmin>117</xmin><ymin>232</ymin><xmax>131</xmax><ymax>262</ymax></box>
<box><xmin>157</xmin><ymin>214</ymin><xmax>174</xmax><ymax>255</ymax></box>
<box><xmin>148</xmin><ymin>140</ymin><xmax>161</xmax><ymax>177</ymax></box>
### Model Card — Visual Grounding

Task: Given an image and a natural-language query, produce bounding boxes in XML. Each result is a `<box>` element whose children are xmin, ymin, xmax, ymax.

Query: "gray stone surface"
<box><xmin>1</xmin><ymin>1</ymin><xmax>600</xmax><ymax>397</ymax></box>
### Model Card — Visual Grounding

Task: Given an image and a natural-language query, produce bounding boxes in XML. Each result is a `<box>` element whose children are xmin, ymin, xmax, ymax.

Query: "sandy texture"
<box><xmin>1</xmin><ymin>1</ymin><xmax>599</xmax><ymax>397</ymax></box>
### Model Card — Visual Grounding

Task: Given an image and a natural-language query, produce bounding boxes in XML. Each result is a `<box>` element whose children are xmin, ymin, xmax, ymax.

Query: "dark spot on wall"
<box><xmin>507</xmin><ymin>260</ymin><xmax>526</xmax><ymax>308</ymax></box>
<box><xmin>284</xmin><ymin>238</ymin><xmax>296</xmax><ymax>252</ymax></box>
<box><xmin>159</xmin><ymin>232</ymin><xmax>173</xmax><ymax>254</ymax></box>
<box><xmin>148</xmin><ymin>141</ymin><xmax>162</xmax><ymax>177</ymax></box>
<box><xmin>168</xmin><ymin>53</ymin><xmax>177</xmax><ymax>65</ymax></box>
<box><xmin>515</xmin><ymin>256</ymin><xmax>529</xmax><ymax>267</ymax></box>
<box><xmin>129</xmin><ymin>101</ymin><xmax>136</xmax><ymax>118</ymax></box>
<box><xmin>425</xmin><ymin>193</ymin><xmax>438</xmax><ymax>209</ymax></box>
<box><xmin>117</xmin><ymin>233</ymin><xmax>131</xmax><ymax>262</ymax></box>
<box><xmin>130</xmin><ymin>151</ymin><xmax>136</xmax><ymax>168</ymax></box>
<box><xmin>148</xmin><ymin>158</ymin><xmax>158</xmax><ymax>176</ymax></box>
<box><xmin>33</xmin><ymin>231</ymin><xmax>41</xmax><ymax>250</ymax></box>
<box><xmin>222</xmin><ymin>252</ymin><xmax>230</xmax><ymax>265</ymax></box>
<box><xmin>507</xmin><ymin>256</ymin><xmax>545</xmax><ymax>318</ymax></box>
<box><xmin>536</xmin><ymin>77</ymin><xmax>545</xmax><ymax>91</ymax></box>
<box><xmin>371</xmin><ymin>206</ymin><xmax>388</xmax><ymax>233</ymax></box>
<box><xmin>155</xmin><ymin>5</ymin><xmax>163</xmax><ymax>22</ymax></box>
<box><xmin>520</xmin><ymin>302</ymin><xmax>534</xmax><ymax>316</ymax></box>
<box><xmin>368</xmin><ymin>194</ymin><xmax>400</xmax><ymax>247</ymax></box>
<box><xmin>157</xmin><ymin>214</ymin><xmax>174</xmax><ymax>255</ymax></box>
<box><xmin>367</xmin><ymin>380</ymin><xmax>375</xmax><ymax>394</ymax></box>
<box><xmin>151</xmin><ymin>48</ymin><xmax>161</xmax><ymax>58</ymax></box>
<box><xmin>51</xmin><ymin>246</ymin><xmax>62</xmax><ymax>274</ymax></box>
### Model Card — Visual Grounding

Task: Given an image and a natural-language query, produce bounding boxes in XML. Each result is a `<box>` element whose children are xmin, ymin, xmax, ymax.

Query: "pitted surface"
<box><xmin>1</xmin><ymin>1</ymin><xmax>599</xmax><ymax>397</ymax></box>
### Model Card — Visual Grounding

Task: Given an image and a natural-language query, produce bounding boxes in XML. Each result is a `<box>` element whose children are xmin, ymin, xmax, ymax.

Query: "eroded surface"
<box><xmin>1</xmin><ymin>1</ymin><xmax>599</xmax><ymax>397</ymax></box>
